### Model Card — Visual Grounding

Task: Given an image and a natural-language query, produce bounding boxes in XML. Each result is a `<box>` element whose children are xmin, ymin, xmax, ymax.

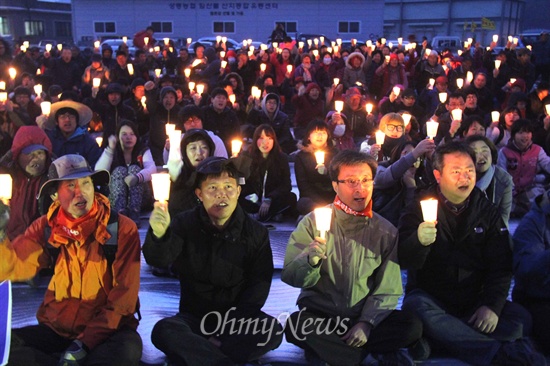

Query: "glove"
<box><xmin>58</xmin><ymin>340</ymin><xmax>88</xmax><ymax>366</ymax></box>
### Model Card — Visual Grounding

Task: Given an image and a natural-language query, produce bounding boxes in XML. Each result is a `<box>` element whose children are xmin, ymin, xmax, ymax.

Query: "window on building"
<box><xmin>151</xmin><ymin>22</ymin><xmax>173</xmax><ymax>33</ymax></box>
<box><xmin>213</xmin><ymin>22</ymin><xmax>235</xmax><ymax>33</ymax></box>
<box><xmin>55</xmin><ymin>21</ymin><xmax>71</xmax><ymax>37</ymax></box>
<box><xmin>94</xmin><ymin>22</ymin><xmax>116</xmax><ymax>33</ymax></box>
<box><xmin>338</xmin><ymin>21</ymin><xmax>360</xmax><ymax>34</ymax></box>
<box><xmin>275</xmin><ymin>21</ymin><xmax>297</xmax><ymax>33</ymax></box>
<box><xmin>0</xmin><ymin>17</ymin><xmax>9</xmax><ymax>35</ymax></box>
<box><xmin>25</xmin><ymin>21</ymin><xmax>44</xmax><ymax>36</ymax></box>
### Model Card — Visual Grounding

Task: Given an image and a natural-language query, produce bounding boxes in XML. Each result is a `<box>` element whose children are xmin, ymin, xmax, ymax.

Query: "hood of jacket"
<box><xmin>224</xmin><ymin>72</ymin><xmax>245</xmax><ymax>93</ymax></box>
<box><xmin>345</xmin><ymin>52</ymin><xmax>365</xmax><ymax>69</ymax></box>
<box><xmin>11</xmin><ymin>126</ymin><xmax>53</xmax><ymax>162</ymax></box>
<box><xmin>261</xmin><ymin>93</ymin><xmax>280</xmax><ymax>118</ymax></box>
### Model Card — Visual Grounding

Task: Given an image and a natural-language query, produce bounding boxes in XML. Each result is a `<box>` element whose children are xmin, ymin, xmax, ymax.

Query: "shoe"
<box><xmin>408</xmin><ymin>337</ymin><xmax>431</xmax><ymax>361</ymax></box>
<box><xmin>492</xmin><ymin>339</ymin><xmax>547</xmax><ymax>366</ymax></box>
<box><xmin>372</xmin><ymin>349</ymin><xmax>414</xmax><ymax>366</ymax></box>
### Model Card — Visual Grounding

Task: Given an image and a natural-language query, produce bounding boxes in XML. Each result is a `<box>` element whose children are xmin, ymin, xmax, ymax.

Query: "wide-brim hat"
<box><xmin>47</xmin><ymin>100</ymin><xmax>93</xmax><ymax>129</ymax></box>
<box><xmin>38</xmin><ymin>154</ymin><xmax>110</xmax><ymax>199</ymax></box>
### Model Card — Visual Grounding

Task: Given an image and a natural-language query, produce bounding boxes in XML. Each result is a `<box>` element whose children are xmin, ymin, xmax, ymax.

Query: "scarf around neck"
<box><xmin>334</xmin><ymin>195</ymin><xmax>373</xmax><ymax>218</ymax></box>
<box><xmin>476</xmin><ymin>164</ymin><xmax>495</xmax><ymax>192</ymax></box>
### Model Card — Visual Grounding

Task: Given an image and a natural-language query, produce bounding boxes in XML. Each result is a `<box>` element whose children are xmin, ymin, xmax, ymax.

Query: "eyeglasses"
<box><xmin>386</xmin><ymin>124</ymin><xmax>404</xmax><ymax>132</ymax></box>
<box><xmin>185</xmin><ymin>117</ymin><xmax>201</xmax><ymax>124</ymax></box>
<box><xmin>336</xmin><ymin>177</ymin><xmax>374</xmax><ymax>188</ymax></box>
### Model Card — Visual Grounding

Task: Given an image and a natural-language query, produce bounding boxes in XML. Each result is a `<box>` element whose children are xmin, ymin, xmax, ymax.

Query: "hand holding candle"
<box><xmin>426</xmin><ymin>120</ymin><xmax>439</xmax><ymax>139</ymax></box>
<box><xmin>375</xmin><ymin>130</ymin><xmax>385</xmax><ymax>145</ymax></box>
<box><xmin>314</xmin><ymin>207</ymin><xmax>332</xmax><ymax>240</ymax></box>
<box><xmin>334</xmin><ymin>100</ymin><xmax>343</xmax><ymax>113</ymax></box>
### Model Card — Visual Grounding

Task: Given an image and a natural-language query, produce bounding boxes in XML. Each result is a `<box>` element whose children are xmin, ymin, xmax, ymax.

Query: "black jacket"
<box><xmin>143</xmin><ymin>204</ymin><xmax>273</xmax><ymax>318</ymax></box>
<box><xmin>398</xmin><ymin>186</ymin><xmax>513</xmax><ymax>317</ymax></box>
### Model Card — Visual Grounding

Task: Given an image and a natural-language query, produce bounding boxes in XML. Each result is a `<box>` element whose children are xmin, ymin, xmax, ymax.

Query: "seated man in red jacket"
<box><xmin>0</xmin><ymin>154</ymin><xmax>142</xmax><ymax>365</ymax></box>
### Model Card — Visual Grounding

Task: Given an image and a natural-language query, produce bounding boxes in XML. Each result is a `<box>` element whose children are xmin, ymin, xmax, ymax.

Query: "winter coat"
<box><xmin>0</xmin><ymin>194</ymin><xmax>141</xmax><ymax>350</ymax></box>
<box><xmin>398</xmin><ymin>186</ymin><xmax>513</xmax><ymax>317</ymax></box>
<box><xmin>201</xmin><ymin>105</ymin><xmax>240</xmax><ymax>156</ymax></box>
<box><xmin>342</xmin><ymin>52</ymin><xmax>369</xmax><ymax>90</ymax></box>
<box><xmin>46</xmin><ymin>126</ymin><xmax>102</xmax><ymax>167</ymax></box>
<box><xmin>143</xmin><ymin>204</ymin><xmax>273</xmax><ymax>318</ymax></box>
<box><xmin>291</xmin><ymin>83</ymin><xmax>325</xmax><ymax>130</ymax></box>
<box><xmin>294</xmin><ymin>143</ymin><xmax>337</xmax><ymax>205</ymax></box>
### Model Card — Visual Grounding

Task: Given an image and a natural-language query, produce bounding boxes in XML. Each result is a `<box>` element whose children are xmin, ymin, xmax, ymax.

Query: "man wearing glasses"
<box><xmin>282</xmin><ymin>149</ymin><xmax>422</xmax><ymax>365</ymax></box>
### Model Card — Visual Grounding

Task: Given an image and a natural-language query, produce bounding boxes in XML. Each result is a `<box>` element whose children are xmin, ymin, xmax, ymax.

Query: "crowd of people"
<box><xmin>0</xmin><ymin>24</ymin><xmax>550</xmax><ymax>365</ymax></box>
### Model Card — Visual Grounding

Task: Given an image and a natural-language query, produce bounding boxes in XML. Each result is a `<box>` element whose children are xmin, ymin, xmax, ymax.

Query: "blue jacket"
<box><xmin>512</xmin><ymin>199</ymin><xmax>550</xmax><ymax>300</ymax></box>
<box><xmin>46</xmin><ymin>126</ymin><xmax>103</xmax><ymax>167</ymax></box>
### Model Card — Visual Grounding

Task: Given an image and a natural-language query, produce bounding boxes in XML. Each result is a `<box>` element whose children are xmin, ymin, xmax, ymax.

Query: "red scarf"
<box><xmin>53</xmin><ymin>200</ymin><xmax>101</xmax><ymax>245</ymax></box>
<box><xmin>333</xmin><ymin>195</ymin><xmax>373</xmax><ymax>218</ymax></box>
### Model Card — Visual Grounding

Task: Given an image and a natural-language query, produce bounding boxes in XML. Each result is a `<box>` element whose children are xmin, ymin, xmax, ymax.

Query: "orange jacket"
<box><xmin>0</xmin><ymin>193</ymin><xmax>141</xmax><ymax>350</ymax></box>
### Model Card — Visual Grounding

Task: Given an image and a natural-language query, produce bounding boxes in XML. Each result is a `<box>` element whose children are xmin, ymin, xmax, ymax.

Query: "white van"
<box><xmin>430</xmin><ymin>36</ymin><xmax>462</xmax><ymax>52</ymax></box>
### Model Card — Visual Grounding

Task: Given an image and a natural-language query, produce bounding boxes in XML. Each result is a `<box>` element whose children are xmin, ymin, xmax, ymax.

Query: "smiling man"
<box><xmin>398</xmin><ymin>141</ymin><xmax>545</xmax><ymax>365</ymax></box>
<box><xmin>144</xmin><ymin>156</ymin><xmax>282</xmax><ymax>365</ymax></box>
<box><xmin>282</xmin><ymin>150</ymin><xmax>422</xmax><ymax>365</ymax></box>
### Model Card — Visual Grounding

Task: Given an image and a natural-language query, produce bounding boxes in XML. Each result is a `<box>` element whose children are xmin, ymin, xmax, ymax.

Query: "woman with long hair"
<box><xmin>240</xmin><ymin>124</ymin><xmax>296</xmax><ymax>221</ymax></box>
<box><xmin>95</xmin><ymin>120</ymin><xmax>156</xmax><ymax>225</ymax></box>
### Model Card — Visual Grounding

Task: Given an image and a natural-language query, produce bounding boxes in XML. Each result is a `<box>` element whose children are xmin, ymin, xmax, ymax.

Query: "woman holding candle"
<box><xmin>374</xmin><ymin>53</ymin><xmax>408</xmax><ymax>99</ymax></box>
<box><xmin>295</xmin><ymin>120</ymin><xmax>338</xmax><ymax>215</ymax></box>
<box><xmin>270</xmin><ymin>47</ymin><xmax>295</xmax><ymax>86</ymax></box>
<box><xmin>95</xmin><ymin>120</ymin><xmax>156</xmax><ymax>225</ymax></box>
<box><xmin>239</xmin><ymin>124</ymin><xmax>296</xmax><ymax>222</ymax></box>
<box><xmin>342</xmin><ymin>51</ymin><xmax>368</xmax><ymax>91</ymax></box>
<box><xmin>361</xmin><ymin>112</ymin><xmax>408</xmax><ymax>162</ymax></box>
<box><xmin>325</xmin><ymin>110</ymin><xmax>355</xmax><ymax>151</ymax></box>
<box><xmin>465</xmin><ymin>135</ymin><xmax>513</xmax><ymax>225</ymax></box>
<box><xmin>291</xmin><ymin>82</ymin><xmax>325</xmax><ymax>141</ymax></box>
<box><xmin>166</xmin><ymin>128</ymin><xmax>215</xmax><ymax>218</ymax></box>
<box><xmin>486</xmin><ymin>106</ymin><xmax>520</xmax><ymax>148</ymax></box>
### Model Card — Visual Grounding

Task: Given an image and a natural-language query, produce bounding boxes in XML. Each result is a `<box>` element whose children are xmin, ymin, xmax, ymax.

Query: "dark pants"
<box><xmin>151</xmin><ymin>310</ymin><xmax>283</xmax><ymax>365</ymax></box>
<box><xmin>9</xmin><ymin>324</ymin><xmax>142</xmax><ymax>366</ymax></box>
<box><xmin>514</xmin><ymin>295</ymin><xmax>550</xmax><ymax>355</ymax></box>
<box><xmin>403</xmin><ymin>288</ymin><xmax>533</xmax><ymax>365</ymax></box>
<box><xmin>284</xmin><ymin>309</ymin><xmax>422</xmax><ymax>366</ymax></box>
<box><xmin>240</xmin><ymin>192</ymin><xmax>297</xmax><ymax>221</ymax></box>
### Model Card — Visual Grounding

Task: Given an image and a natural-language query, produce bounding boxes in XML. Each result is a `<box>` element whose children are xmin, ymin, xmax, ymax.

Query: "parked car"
<box><xmin>100</xmin><ymin>39</ymin><xmax>136</xmax><ymax>56</ymax></box>
<box><xmin>518</xmin><ymin>29</ymin><xmax>550</xmax><ymax>47</ymax></box>
<box><xmin>430</xmin><ymin>36</ymin><xmax>462</xmax><ymax>53</ymax></box>
<box><xmin>189</xmin><ymin>36</ymin><xmax>262</xmax><ymax>55</ymax></box>
<box><xmin>295</xmin><ymin>33</ymin><xmax>331</xmax><ymax>52</ymax></box>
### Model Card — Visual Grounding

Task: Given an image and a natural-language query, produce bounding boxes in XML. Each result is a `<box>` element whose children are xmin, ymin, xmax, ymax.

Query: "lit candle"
<box><xmin>92</xmin><ymin>78</ymin><xmax>101</xmax><ymax>88</ymax></box>
<box><xmin>229</xmin><ymin>94</ymin><xmax>236</xmax><ymax>104</ymax></box>
<box><xmin>314</xmin><ymin>207</ymin><xmax>332</xmax><ymax>240</ymax></box>
<box><xmin>34</xmin><ymin>84</ymin><xmax>42</xmax><ymax>95</ymax></box>
<box><xmin>220</xmin><ymin>51</ymin><xmax>226</xmax><ymax>59</ymax></box>
<box><xmin>527</xmin><ymin>45</ymin><xmax>532</xmax><ymax>51</ymax></box>
<box><xmin>154</xmin><ymin>46</ymin><xmax>160</xmax><ymax>53</ymax></box>
<box><xmin>428</xmin><ymin>78</ymin><xmax>435</xmax><ymax>88</ymax></box>
<box><xmin>164</xmin><ymin>38</ymin><xmax>169</xmax><ymax>46</ymax></box>
<box><xmin>426</xmin><ymin>120</ymin><xmax>439</xmax><ymax>139</ymax></box>
<box><xmin>123</xmin><ymin>36</ymin><xmax>128</xmax><ymax>44</ymax></box>
<box><xmin>8</xmin><ymin>67</ymin><xmax>16</xmax><ymax>80</ymax></box>
<box><xmin>491</xmin><ymin>111</ymin><xmax>500</xmax><ymax>122</ymax></box>
<box><xmin>36</xmin><ymin>68</ymin><xmax>41</xmax><ymax>75</ymax></box>
<box><xmin>366</xmin><ymin>40</ymin><xmax>372</xmax><ymax>48</ymax></box>
<box><xmin>398</xmin><ymin>37</ymin><xmax>403</xmax><ymax>45</ymax></box>
<box><xmin>0</xmin><ymin>92</ymin><xmax>7</xmax><ymax>102</ymax></box>
<box><xmin>57</xmin><ymin>44</ymin><xmax>62</xmax><ymax>52</ymax></box>
<box><xmin>216</xmin><ymin>35</ymin><xmax>222</xmax><ymax>43</ymax></box>
<box><xmin>333</xmin><ymin>46</ymin><xmax>339</xmax><ymax>53</ymax></box>
<box><xmin>464</xmin><ymin>41</ymin><xmax>469</xmax><ymax>49</ymax></box>
<box><xmin>545</xmin><ymin>104</ymin><xmax>550</xmax><ymax>116</ymax></box>
<box><xmin>314</xmin><ymin>38</ymin><xmax>319</xmax><ymax>46</ymax></box>
<box><xmin>94</xmin><ymin>40</ymin><xmax>100</xmax><ymax>49</ymax></box>
<box><xmin>45</xmin><ymin>44</ymin><xmax>52</xmax><ymax>52</ymax></box>
<box><xmin>231</xmin><ymin>139</ymin><xmax>243</xmax><ymax>157</ymax></box>
<box><xmin>510</xmin><ymin>78</ymin><xmax>517</xmax><ymax>84</ymax></box>
<box><xmin>298</xmin><ymin>41</ymin><xmax>304</xmax><ymax>49</ymax></box>
<box><xmin>494</xmin><ymin>60</ymin><xmax>501</xmax><ymax>70</ymax></box>
<box><xmin>333</xmin><ymin>78</ymin><xmax>339</xmax><ymax>86</ymax></box>
<box><xmin>155</xmin><ymin>69</ymin><xmax>161</xmax><ymax>78</ymax></box>
<box><xmin>40</xmin><ymin>101</ymin><xmax>51</xmax><ymax>116</ymax></box>
<box><xmin>466</xmin><ymin>71</ymin><xmax>473</xmax><ymax>83</ymax></box>
<box><xmin>168</xmin><ymin>130</ymin><xmax>182</xmax><ymax>161</ymax></box>
<box><xmin>196</xmin><ymin>84</ymin><xmax>205</xmax><ymax>95</ymax></box>
<box><xmin>251</xmin><ymin>86</ymin><xmax>259</xmax><ymax>99</ymax></box>
<box><xmin>420</xmin><ymin>198</ymin><xmax>438</xmax><ymax>222</ymax></box>
<box><xmin>425</xmin><ymin>49</ymin><xmax>431</xmax><ymax>56</ymax></box>
<box><xmin>260</xmin><ymin>43</ymin><xmax>267</xmax><ymax>51</ymax></box>
<box><xmin>286</xmin><ymin>65</ymin><xmax>293</xmax><ymax>74</ymax></box>
<box><xmin>307</xmin><ymin>40</ymin><xmax>312</xmax><ymax>47</ymax></box>
<box><xmin>402</xmin><ymin>113</ymin><xmax>412</xmax><ymax>127</ymax></box>
<box><xmin>392</xmin><ymin>86</ymin><xmax>401</xmax><ymax>97</ymax></box>
<box><xmin>320</xmin><ymin>36</ymin><xmax>325</xmax><ymax>44</ymax></box>
<box><xmin>247</xmin><ymin>50</ymin><xmax>253</xmax><ymax>57</ymax></box>
<box><xmin>311</xmin><ymin>152</ymin><xmax>324</xmax><ymax>170</ymax></box>
<box><xmin>141</xmin><ymin>96</ymin><xmax>146</xmax><ymax>108</ymax></box>
<box><xmin>375</xmin><ymin>130</ymin><xmax>385</xmax><ymax>145</ymax></box>
<box><xmin>334</xmin><ymin>100</ymin><xmax>344</xmax><ymax>113</ymax></box>
<box><xmin>388</xmin><ymin>42</ymin><xmax>393</xmax><ymax>49</ymax></box>
<box><xmin>165</xmin><ymin>123</ymin><xmax>176</xmax><ymax>137</ymax></box>
<box><xmin>95</xmin><ymin>137</ymin><xmax>103</xmax><ymax>147</ymax></box>
<box><xmin>381</xmin><ymin>38</ymin><xmax>386</xmax><ymax>45</ymax></box>
<box><xmin>188</xmin><ymin>81</ymin><xmax>195</xmax><ymax>91</ymax></box>
<box><xmin>467</xmin><ymin>38</ymin><xmax>473</xmax><ymax>45</ymax></box>
<box><xmin>127</xmin><ymin>63</ymin><xmax>134</xmax><ymax>75</ymax></box>
<box><xmin>144</xmin><ymin>37</ymin><xmax>149</xmax><ymax>46</ymax></box>
<box><xmin>439</xmin><ymin>92</ymin><xmax>447</xmax><ymax>104</ymax></box>
<box><xmin>457</xmin><ymin>50</ymin><xmax>463</xmax><ymax>56</ymax></box>
<box><xmin>151</xmin><ymin>173</ymin><xmax>171</xmax><ymax>203</ymax></box>
<box><xmin>242</xmin><ymin>40</ymin><xmax>247</xmax><ymax>47</ymax></box>
<box><xmin>337</xmin><ymin>38</ymin><xmax>343</xmax><ymax>46</ymax></box>
<box><xmin>366</xmin><ymin>103</ymin><xmax>373</xmax><ymax>114</ymax></box>
<box><xmin>0</xmin><ymin>174</ymin><xmax>13</xmax><ymax>202</ymax></box>
<box><xmin>260</xmin><ymin>63</ymin><xmax>266</xmax><ymax>72</ymax></box>
<box><xmin>221</xmin><ymin>60</ymin><xmax>227</xmax><ymax>69</ymax></box>
<box><xmin>0</xmin><ymin>81</ymin><xmax>5</xmax><ymax>90</ymax></box>
<box><xmin>312</xmin><ymin>49</ymin><xmax>319</xmax><ymax>58</ymax></box>
<box><xmin>385</xmin><ymin>55</ymin><xmax>390</xmax><ymax>63</ymax></box>
<box><xmin>451</xmin><ymin>109</ymin><xmax>463</xmax><ymax>121</ymax></box>
<box><xmin>273</xmin><ymin>42</ymin><xmax>278</xmax><ymax>49</ymax></box>
<box><xmin>493</xmin><ymin>34</ymin><xmax>499</xmax><ymax>43</ymax></box>
<box><xmin>513</xmin><ymin>37</ymin><xmax>518</xmax><ymax>45</ymax></box>
<box><xmin>222</xmin><ymin>36</ymin><xmax>227</xmax><ymax>44</ymax></box>
<box><xmin>184</xmin><ymin>68</ymin><xmax>191</xmax><ymax>78</ymax></box>
<box><xmin>187</xmin><ymin>37</ymin><xmax>192</xmax><ymax>45</ymax></box>
<box><xmin>456</xmin><ymin>78</ymin><xmax>464</xmax><ymax>89</ymax></box>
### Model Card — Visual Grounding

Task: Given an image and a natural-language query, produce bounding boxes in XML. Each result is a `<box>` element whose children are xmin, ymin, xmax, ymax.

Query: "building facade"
<box><xmin>70</xmin><ymin>0</ymin><xmax>384</xmax><ymax>46</ymax></box>
<box><xmin>0</xmin><ymin>0</ymin><xmax>72</xmax><ymax>44</ymax></box>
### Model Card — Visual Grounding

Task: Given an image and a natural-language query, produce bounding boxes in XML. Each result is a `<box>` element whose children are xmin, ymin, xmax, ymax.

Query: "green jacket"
<box><xmin>281</xmin><ymin>204</ymin><xmax>402</xmax><ymax>327</ymax></box>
